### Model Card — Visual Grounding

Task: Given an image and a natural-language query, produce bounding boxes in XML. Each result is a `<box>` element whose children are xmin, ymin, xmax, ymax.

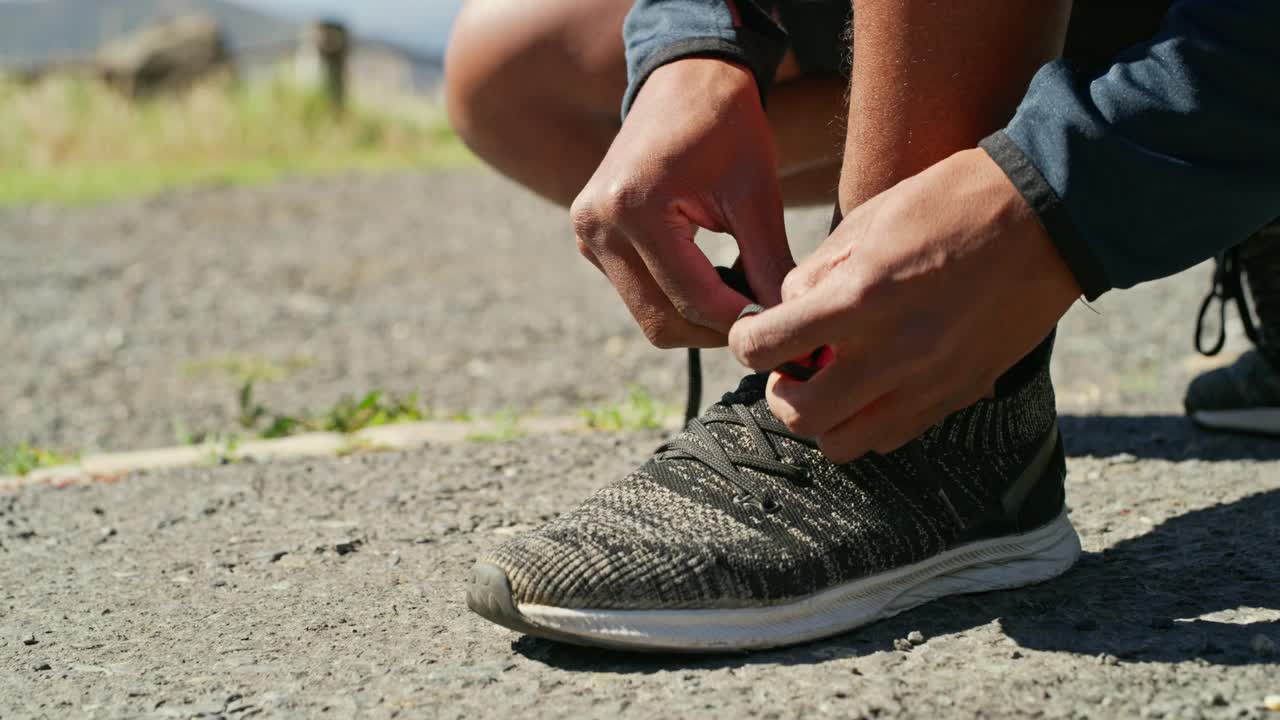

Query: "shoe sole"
<box><xmin>466</xmin><ymin>509</ymin><xmax>1081</xmax><ymax>653</ymax></box>
<box><xmin>1190</xmin><ymin>408</ymin><xmax>1280</xmax><ymax>436</ymax></box>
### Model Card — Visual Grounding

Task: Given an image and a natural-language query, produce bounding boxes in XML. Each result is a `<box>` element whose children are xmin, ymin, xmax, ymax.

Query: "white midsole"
<box><xmin>1191</xmin><ymin>408</ymin><xmax>1280</xmax><ymax>435</ymax></box>
<box><xmin>518</xmin><ymin>510</ymin><xmax>1081</xmax><ymax>651</ymax></box>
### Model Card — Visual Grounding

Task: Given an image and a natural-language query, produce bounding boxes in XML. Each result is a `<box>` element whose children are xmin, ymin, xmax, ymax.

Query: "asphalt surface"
<box><xmin>2</xmin><ymin>170</ymin><xmax>1278</xmax><ymax>718</ymax></box>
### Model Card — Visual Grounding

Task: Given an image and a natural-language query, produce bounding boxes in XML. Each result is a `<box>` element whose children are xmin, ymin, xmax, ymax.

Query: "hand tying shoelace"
<box><xmin>684</xmin><ymin>266</ymin><xmax>832</xmax><ymax>423</ymax></box>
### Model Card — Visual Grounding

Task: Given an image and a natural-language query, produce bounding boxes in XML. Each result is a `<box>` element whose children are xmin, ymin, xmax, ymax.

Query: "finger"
<box><xmin>629</xmin><ymin>216</ymin><xmax>754</xmax><ymax>334</ymax></box>
<box><xmin>575</xmin><ymin>235</ymin><xmax>606</xmax><ymax>274</ymax></box>
<box><xmin>727</xmin><ymin>283</ymin><xmax>855</xmax><ymax>370</ymax></box>
<box><xmin>730</xmin><ymin>182</ymin><xmax>795</xmax><ymax>308</ymax></box>
<box><xmin>594</xmin><ymin>235</ymin><xmax>727</xmax><ymax>348</ymax></box>
<box><xmin>813</xmin><ymin>391</ymin><xmax>929</xmax><ymax>462</ymax></box>
<box><xmin>765</xmin><ymin>351</ymin><xmax>910</xmax><ymax>437</ymax></box>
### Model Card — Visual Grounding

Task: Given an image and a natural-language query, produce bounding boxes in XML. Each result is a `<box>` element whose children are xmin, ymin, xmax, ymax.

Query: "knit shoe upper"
<box><xmin>477</xmin><ymin>364</ymin><xmax>1066</xmax><ymax>614</ymax></box>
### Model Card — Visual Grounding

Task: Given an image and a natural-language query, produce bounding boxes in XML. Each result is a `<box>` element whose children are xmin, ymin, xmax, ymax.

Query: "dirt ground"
<box><xmin>1</xmin><ymin>171</ymin><xmax>1277</xmax><ymax>718</ymax></box>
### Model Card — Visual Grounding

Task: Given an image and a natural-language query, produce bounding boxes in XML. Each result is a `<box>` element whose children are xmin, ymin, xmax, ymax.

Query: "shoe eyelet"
<box><xmin>761</xmin><ymin>498</ymin><xmax>781</xmax><ymax>514</ymax></box>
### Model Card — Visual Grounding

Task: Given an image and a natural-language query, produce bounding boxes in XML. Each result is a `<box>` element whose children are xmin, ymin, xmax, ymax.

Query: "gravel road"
<box><xmin>1</xmin><ymin>170</ymin><xmax>1278</xmax><ymax>718</ymax></box>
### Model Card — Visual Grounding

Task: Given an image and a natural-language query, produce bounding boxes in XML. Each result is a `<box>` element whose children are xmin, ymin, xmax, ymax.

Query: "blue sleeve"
<box><xmin>621</xmin><ymin>0</ymin><xmax>787</xmax><ymax>118</ymax></box>
<box><xmin>981</xmin><ymin>0</ymin><xmax>1280</xmax><ymax>300</ymax></box>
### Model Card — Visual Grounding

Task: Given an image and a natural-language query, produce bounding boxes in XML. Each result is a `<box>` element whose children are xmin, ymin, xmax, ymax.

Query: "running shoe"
<box><xmin>467</xmin><ymin>341</ymin><xmax>1080</xmax><ymax>652</ymax></box>
<box><xmin>1187</xmin><ymin>223</ymin><xmax>1280</xmax><ymax>436</ymax></box>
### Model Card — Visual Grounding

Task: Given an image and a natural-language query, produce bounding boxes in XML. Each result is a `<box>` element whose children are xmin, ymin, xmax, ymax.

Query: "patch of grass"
<box><xmin>581</xmin><ymin>385</ymin><xmax>676</xmax><ymax>431</ymax></box>
<box><xmin>0</xmin><ymin>445</ymin><xmax>79</xmax><ymax>476</ymax></box>
<box><xmin>201</xmin><ymin>433</ymin><xmax>243</xmax><ymax>466</ymax></box>
<box><xmin>466</xmin><ymin>409</ymin><xmax>526</xmax><ymax>443</ymax></box>
<box><xmin>0</xmin><ymin>73</ymin><xmax>474</xmax><ymax>207</ymax></box>
<box><xmin>237</xmin><ymin>382</ymin><xmax>432</xmax><ymax>439</ymax></box>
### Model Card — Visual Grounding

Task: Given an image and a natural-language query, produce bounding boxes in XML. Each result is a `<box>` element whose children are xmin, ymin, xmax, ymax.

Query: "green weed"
<box><xmin>0</xmin><ymin>445</ymin><xmax>79</xmax><ymax>476</ymax></box>
<box><xmin>466</xmin><ymin>409</ymin><xmax>525</xmax><ymax>443</ymax></box>
<box><xmin>236</xmin><ymin>381</ymin><xmax>432</xmax><ymax>439</ymax></box>
<box><xmin>580</xmin><ymin>385</ymin><xmax>675</xmax><ymax>431</ymax></box>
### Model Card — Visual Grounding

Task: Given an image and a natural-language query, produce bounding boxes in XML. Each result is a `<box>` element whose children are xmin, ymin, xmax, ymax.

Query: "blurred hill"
<box><xmin>0</xmin><ymin>0</ymin><xmax>458</xmax><ymax>68</ymax></box>
<box><xmin>0</xmin><ymin>0</ymin><xmax>297</xmax><ymax>66</ymax></box>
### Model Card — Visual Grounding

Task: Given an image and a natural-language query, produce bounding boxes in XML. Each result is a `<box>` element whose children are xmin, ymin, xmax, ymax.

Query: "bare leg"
<box><xmin>445</xmin><ymin>0</ymin><xmax>844</xmax><ymax>208</ymax></box>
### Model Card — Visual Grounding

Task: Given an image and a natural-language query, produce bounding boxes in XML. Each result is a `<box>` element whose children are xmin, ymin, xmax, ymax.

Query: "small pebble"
<box><xmin>1203</xmin><ymin>692</ymin><xmax>1227</xmax><ymax>707</ymax></box>
<box><xmin>32</xmin><ymin>662</ymin><xmax>51</xmax><ymax>671</ymax></box>
<box><xmin>1096</xmin><ymin>653</ymin><xmax>1120</xmax><ymax>666</ymax></box>
<box><xmin>21</xmin><ymin>634</ymin><xmax>37</xmax><ymax>646</ymax></box>
<box><xmin>907</xmin><ymin>630</ymin><xmax>925</xmax><ymax>646</ymax></box>
<box><xmin>1010</xmin><ymin>650</ymin><xmax>1023</xmax><ymax>660</ymax></box>
<box><xmin>893</xmin><ymin>638</ymin><xmax>913</xmax><ymax>652</ymax></box>
<box><xmin>1252</xmin><ymin>634</ymin><xmax>1277</xmax><ymax>657</ymax></box>
<box><xmin>1263</xmin><ymin>695</ymin><xmax>1280</xmax><ymax>712</ymax></box>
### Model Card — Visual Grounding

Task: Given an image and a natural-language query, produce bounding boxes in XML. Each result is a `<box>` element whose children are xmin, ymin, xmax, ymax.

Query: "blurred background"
<box><xmin>0</xmin><ymin>0</ymin><xmax>467</xmax><ymax>204</ymax></box>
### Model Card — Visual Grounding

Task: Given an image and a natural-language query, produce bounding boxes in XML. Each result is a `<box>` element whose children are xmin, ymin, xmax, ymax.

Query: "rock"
<box><xmin>32</xmin><ymin>662</ymin><xmax>51</xmax><ymax>671</ymax></box>
<box><xmin>1252</xmin><ymin>634</ymin><xmax>1277</xmax><ymax>657</ymax></box>
<box><xmin>893</xmin><ymin>638</ymin><xmax>913</xmax><ymax>652</ymax></box>
<box><xmin>21</xmin><ymin>633</ymin><xmax>37</xmax><ymax>645</ymax></box>
<box><xmin>1096</xmin><ymin>653</ymin><xmax>1120</xmax><ymax>666</ymax></box>
<box><xmin>1202</xmin><ymin>693</ymin><xmax>1227</xmax><ymax>707</ymax></box>
<box><xmin>97</xmin><ymin>15</ymin><xmax>230</xmax><ymax>97</ymax></box>
<box><xmin>907</xmin><ymin>631</ymin><xmax>925</xmax><ymax>646</ymax></box>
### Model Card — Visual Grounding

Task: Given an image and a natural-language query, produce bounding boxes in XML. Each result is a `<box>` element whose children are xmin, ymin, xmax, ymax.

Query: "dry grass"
<box><xmin>0</xmin><ymin>72</ymin><xmax>472</xmax><ymax>206</ymax></box>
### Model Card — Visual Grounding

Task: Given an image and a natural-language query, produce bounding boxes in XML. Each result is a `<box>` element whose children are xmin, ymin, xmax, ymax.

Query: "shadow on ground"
<box><xmin>512</xmin><ymin>418</ymin><xmax>1280</xmax><ymax>673</ymax></box>
<box><xmin>1061</xmin><ymin>414</ymin><xmax>1280</xmax><ymax>461</ymax></box>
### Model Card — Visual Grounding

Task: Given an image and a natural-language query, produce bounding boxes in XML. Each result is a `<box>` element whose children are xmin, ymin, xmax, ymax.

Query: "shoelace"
<box><xmin>1196</xmin><ymin>246</ymin><xmax>1261</xmax><ymax>356</ymax></box>
<box><xmin>659</xmin><ymin>385</ymin><xmax>817</xmax><ymax>513</ymax></box>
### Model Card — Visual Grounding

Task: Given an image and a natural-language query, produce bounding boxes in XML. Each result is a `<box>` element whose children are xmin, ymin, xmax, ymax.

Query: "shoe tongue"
<box><xmin>718</xmin><ymin>372</ymin><xmax>769</xmax><ymax>406</ymax></box>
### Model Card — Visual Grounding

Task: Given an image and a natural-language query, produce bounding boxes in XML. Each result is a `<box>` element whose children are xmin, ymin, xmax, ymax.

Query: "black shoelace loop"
<box><xmin>1196</xmin><ymin>246</ymin><xmax>1261</xmax><ymax>356</ymax></box>
<box><xmin>657</xmin><ymin>398</ymin><xmax>816</xmax><ymax>514</ymax></box>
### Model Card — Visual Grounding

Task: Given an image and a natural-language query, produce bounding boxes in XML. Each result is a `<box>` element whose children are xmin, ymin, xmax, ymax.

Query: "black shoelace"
<box><xmin>1196</xmin><ymin>246</ymin><xmax>1262</xmax><ymax>356</ymax></box>
<box><xmin>658</xmin><ymin>388</ymin><xmax>816</xmax><ymax>513</ymax></box>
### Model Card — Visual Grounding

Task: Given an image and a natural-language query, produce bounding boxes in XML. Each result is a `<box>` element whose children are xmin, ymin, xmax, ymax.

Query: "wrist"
<box><xmin>964</xmin><ymin>147</ymin><xmax>1082</xmax><ymax>311</ymax></box>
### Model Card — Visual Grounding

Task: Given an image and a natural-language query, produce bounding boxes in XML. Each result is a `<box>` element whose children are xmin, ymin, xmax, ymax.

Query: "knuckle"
<box><xmin>569</xmin><ymin>192</ymin><xmax>607</xmax><ymax>241</ymax></box>
<box><xmin>574</xmin><ymin>235</ymin><xmax>594</xmax><ymax>260</ymax></box>
<box><xmin>780</xmin><ymin>269</ymin><xmax>809</xmax><ymax>303</ymax></box>
<box><xmin>730</xmin><ymin>324</ymin><xmax>769</xmax><ymax>368</ymax></box>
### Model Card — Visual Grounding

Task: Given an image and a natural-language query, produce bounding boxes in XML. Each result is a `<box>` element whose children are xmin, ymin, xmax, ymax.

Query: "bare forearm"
<box><xmin>839</xmin><ymin>0</ymin><xmax>1071</xmax><ymax>212</ymax></box>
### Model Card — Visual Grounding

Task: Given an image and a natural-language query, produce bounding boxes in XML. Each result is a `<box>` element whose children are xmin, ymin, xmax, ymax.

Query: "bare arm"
<box><xmin>839</xmin><ymin>0</ymin><xmax>1071</xmax><ymax>212</ymax></box>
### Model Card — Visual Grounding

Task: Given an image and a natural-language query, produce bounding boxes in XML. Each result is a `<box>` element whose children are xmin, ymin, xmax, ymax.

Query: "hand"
<box><xmin>571</xmin><ymin>59</ymin><xmax>794</xmax><ymax>348</ymax></box>
<box><xmin>728</xmin><ymin>148</ymin><xmax>1081</xmax><ymax>461</ymax></box>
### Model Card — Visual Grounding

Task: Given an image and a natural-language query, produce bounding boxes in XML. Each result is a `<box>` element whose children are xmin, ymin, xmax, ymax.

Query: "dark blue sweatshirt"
<box><xmin>621</xmin><ymin>0</ymin><xmax>1280</xmax><ymax>300</ymax></box>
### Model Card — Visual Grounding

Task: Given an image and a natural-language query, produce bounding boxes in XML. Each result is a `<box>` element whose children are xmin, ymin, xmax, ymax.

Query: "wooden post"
<box><xmin>309</xmin><ymin>20</ymin><xmax>349</xmax><ymax>115</ymax></box>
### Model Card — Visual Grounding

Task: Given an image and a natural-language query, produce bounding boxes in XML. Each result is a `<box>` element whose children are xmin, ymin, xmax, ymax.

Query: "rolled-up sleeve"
<box><xmin>981</xmin><ymin>0</ymin><xmax>1280</xmax><ymax>300</ymax></box>
<box><xmin>621</xmin><ymin>0</ymin><xmax>788</xmax><ymax>118</ymax></box>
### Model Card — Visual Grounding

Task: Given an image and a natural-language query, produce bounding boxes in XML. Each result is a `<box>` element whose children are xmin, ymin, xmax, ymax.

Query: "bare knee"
<box><xmin>445</xmin><ymin>0</ymin><xmax>626</xmax><ymax>156</ymax></box>
<box><xmin>445</xmin><ymin>0</ymin><xmax>522</xmax><ymax>153</ymax></box>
